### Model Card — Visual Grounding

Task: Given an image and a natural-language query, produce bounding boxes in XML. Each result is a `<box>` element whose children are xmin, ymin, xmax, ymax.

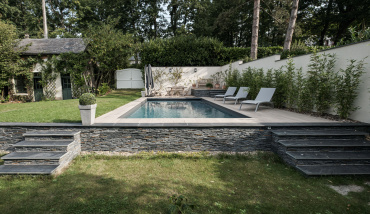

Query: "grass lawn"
<box><xmin>0</xmin><ymin>152</ymin><xmax>369</xmax><ymax>214</ymax></box>
<box><xmin>0</xmin><ymin>90</ymin><xmax>141</xmax><ymax>123</ymax></box>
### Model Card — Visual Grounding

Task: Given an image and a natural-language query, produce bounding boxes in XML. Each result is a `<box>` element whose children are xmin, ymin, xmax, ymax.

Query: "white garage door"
<box><xmin>116</xmin><ymin>69</ymin><xmax>144</xmax><ymax>89</ymax></box>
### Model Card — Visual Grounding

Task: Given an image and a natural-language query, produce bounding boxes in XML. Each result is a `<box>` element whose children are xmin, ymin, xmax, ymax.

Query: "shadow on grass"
<box><xmin>212</xmin><ymin>152</ymin><xmax>370</xmax><ymax>214</ymax></box>
<box><xmin>0</xmin><ymin>172</ymin><xmax>237</xmax><ymax>214</ymax></box>
<box><xmin>1</xmin><ymin>153</ymin><xmax>369</xmax><ymax>214</ymax></box>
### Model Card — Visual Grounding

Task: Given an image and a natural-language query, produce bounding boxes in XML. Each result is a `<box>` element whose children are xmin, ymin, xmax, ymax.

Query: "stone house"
<box><xmin>12</xmin><ymin>38</ymin><xmax>86</xmax><ymax>101</ymax></box>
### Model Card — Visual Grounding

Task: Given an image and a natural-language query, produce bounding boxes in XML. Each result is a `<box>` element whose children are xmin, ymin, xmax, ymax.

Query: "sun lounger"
<box><xmin>239</xmin><ymin>88</ymin><xmax>276</xmax><ymax>112</ymax></box>
<box><xmin>223</xmin><ymin>87</ymin><xmax>249</xmax><ymax>105</ymax></box>
<box><xmin>214</xmin><ymin>87</ymin><xmax>237</xmax><ymax>100</ymax></box>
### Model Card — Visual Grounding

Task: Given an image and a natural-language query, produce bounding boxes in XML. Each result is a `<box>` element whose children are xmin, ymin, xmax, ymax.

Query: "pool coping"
<box><xmin>1</xmin><ymin>97</ymin><xmax>368</xmax><ymax>128</ymax></box>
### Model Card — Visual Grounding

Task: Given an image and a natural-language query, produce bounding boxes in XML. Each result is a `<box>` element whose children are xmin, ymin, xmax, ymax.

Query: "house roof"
<box><xmin>18</xmin><ymin>38</ymin><xmax>86</xmax><ymax>55</ymax></box>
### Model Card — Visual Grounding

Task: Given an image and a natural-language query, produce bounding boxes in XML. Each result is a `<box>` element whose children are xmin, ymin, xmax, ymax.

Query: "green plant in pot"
<box><xmin>206</xmin><ymin>83</ymin><xmax>213</xmax><ymax>89</ymax></box>
<box><xmin>78</xmin><ymin>93</ymin><xmax>97</xmax><ymax>125</ymax></box>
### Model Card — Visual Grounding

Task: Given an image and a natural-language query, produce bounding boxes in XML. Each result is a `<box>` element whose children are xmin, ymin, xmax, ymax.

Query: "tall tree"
<box><xmin>250</xmin><ymin>0</ymin><xmax>260</xmax><ymax>59</ymax></box>
<box><xmin>283</xmin><ymin>0</ymin><xmax>299</xmax><ymax>50</ymax></box>
<box><xmin>42</xmin><ymin>0</ymin><xmax>48</xmax><ymax>38</ymax></box>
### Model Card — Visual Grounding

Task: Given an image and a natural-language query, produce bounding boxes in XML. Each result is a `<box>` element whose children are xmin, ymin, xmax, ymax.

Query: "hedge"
<box><xmin>141</xmin><ymin>35</ymin><xmax>283</xmax><ymax>66</ymax></box>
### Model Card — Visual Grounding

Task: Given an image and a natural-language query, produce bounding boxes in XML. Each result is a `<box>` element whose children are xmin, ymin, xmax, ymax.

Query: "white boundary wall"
<box><xmin>152</xmin><ymin>41</ymin><xmax>370</xmax><ymax>123</ymax></box>
<box><xmin>150</xmin><ymin>66</ymin><xmax>224</xmax><ymax>96</ymax></box>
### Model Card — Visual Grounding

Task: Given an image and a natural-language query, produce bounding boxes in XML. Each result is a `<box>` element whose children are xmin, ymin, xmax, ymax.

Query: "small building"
<box><xmin>13</xmin><ymin>38</ymin><xmax>86</xmax><ymax>101</ymax></box>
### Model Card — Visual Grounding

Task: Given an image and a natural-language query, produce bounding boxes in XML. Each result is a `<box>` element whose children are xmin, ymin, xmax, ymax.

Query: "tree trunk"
<box><xmin>42</xmin><ymin>0</ymin><xmax>48</xmax><ymax>39</ymax></box>
<box><xmin>250</xmin><ymin>0</ymin><xmax>260</xmax><ymax>60</ymax></box>
<box><xmin>283</xmin><ymin>0</ymin><xmax>299</xmax><ymax>50</ymax></box>
<box><xmin>319</xmin><ymin>0</ymin><xmax>333</xmax><ymax>46</ymax></box>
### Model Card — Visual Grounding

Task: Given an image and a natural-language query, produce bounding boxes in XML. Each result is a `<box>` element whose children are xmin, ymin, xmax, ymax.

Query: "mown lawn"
<box><xmin>0</xmin><ymin>90</ymin><xmax>141</xmax><ymax>123</ymax></box>
<box><xmin>0</xmin><ymin>152</ymin><xmax>369</xmax><ymax>214</ymax></box>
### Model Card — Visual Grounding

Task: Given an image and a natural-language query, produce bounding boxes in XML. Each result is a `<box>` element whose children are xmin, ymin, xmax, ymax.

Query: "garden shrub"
<box><xmin>307</xmin><ymin>52</ymin><xmax>337</xmax><ymax>115</ymax></box>
<box><xmin>97</xmin><ymin>83</ymin><xmax>111</xmax><ymax>96</ymax></box>
<box><xmin>79</xmin><ymin>93</ymin><xmax>96</xmax><ymax>105</ymax></box>
<box><xmin>283</xmin><ymin>58</ymin><xmax>297</xmax><ymax>109</ymax></box>
<box><xmin>296</xmin><ymin>69</ymin><xmax>312</xmax><ymax>112</ymax></box>
<box><xmin>224</xmin><ymin>53</ymin><xmax>365</xmax><ymax>119</ymax></box>
<box><xmin>334</xmin><ymin>59</ymin><xmax>366</xmax><ymax>119</ymax></box>
<box><xmin>263</xmin><ymin>69</ymin><xmax>274</xmax><ymax>87</ymax></box>
<box><xmin>271</xmin><ymin>68</ymin><xmax>286</xmax><ymax>108</ymax></box>
<box><xmin>240</xmin><ymin>67</ymin><xmax>265</xmax><ymax>99</ymax></box>
<box><xmin>224</xmin><ymin>64</ymin><xmax>240</xmax><ymax>87</ymax></box>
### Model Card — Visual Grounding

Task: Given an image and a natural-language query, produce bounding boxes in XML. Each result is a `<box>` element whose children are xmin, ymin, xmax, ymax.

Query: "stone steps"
<box><xmin>0</xmin><ymin>131</ymin><xmax>81</xmax><ymax>175</ymax></box>
<box><xmin>286</xmin><ymin>151</ymin><xmax>370</xmax><ymax>165</ymax></box>
<box><xmin>0</xmin><ymin>165</ymin><xmax>59</xmax><ymax>175</ymax></box>
<box><xmin>296</xmin><ymin>165</ymin><xmax>370</xmax><ymax>176</ymax></box>
<box><xmin>278</xmin><ymin>139</ymin><xmax>370</xmax><ymax>152</ymax></box>
<box><xmin>2</xmin><ymin>152</ymin><xmax>68</xmax><ymax>165</ymax></box>
<box><xmin>271</xmin><ymin>129</ymin><xmax>370</xmax><ymax>176</ymax></box>
<box><xmin>14</xmin><ymin>140</ymin><xmax>75</xmax><ymax>152</ymax></box>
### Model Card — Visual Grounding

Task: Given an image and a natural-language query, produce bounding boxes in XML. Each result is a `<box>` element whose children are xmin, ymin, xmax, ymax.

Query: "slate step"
<box><xmin>286</xmin><ymin>151</ymin><xmax>370</xmax><ymax>165</ymax></box>
<box><xmin>279</xmin><ymin>139</ymin><xmax>370</xmax><ymax>147</ymax></box>
<box><xmin>2</xmin><ymin>152</ymin><xmax>67</xmax><ymax>160</ymax></box>
<box><xmin>272</xmin><ymin>130</ymin><xmax>368</xmax><ymax>137</ymax></box>
<box><xmin>24</xmin><ymin>131</ymin><xmax>80</xmax><ymax>137</ymax></box>
<box><xmin>13</xmin><ymin>140</ymin><xmax>75</xmax><ymax>152</ymax></box>
<box><xmin>296</xmin><ymin>165</ymin><xmax>370</xmax><ymax>175</ymax></box>
<box><xmin>24</xmin><ymin>131</ymin><xmax>80</xmax><ymax>141</ymax></box>
<box><xmin>278</xmin><ymin>139</ymin><xmax>370</xmax><ymax>151</ymax></box>
<box><xmin>2</xmin><ymin>152</ymin><xmax>68</xmax><ymax>165</ymax></box>
<box><xmin>15</xmin><ymin>140</ymin><xmax>73</xmax><ymax>147</ymax></box>
<box><xmin>287</xmin><ymin>151</ymin><xmax>370</xmax><ymax>160</ymax></box>
<box><xmin>0</xmin><ymin>165</ymin><xmax>58</xmax><ymax>175</ymax></box>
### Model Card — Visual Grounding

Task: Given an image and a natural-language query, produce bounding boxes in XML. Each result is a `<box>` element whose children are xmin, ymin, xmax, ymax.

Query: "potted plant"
<box><xmin>192</xmin><ymin>80</ymin><xmax>196</xmax><ymax>88</ymax></box>
<box><xmin>211</xmin><ymin>72</ymin><xmax>222</xmax><ymax>89</ymax></box>
<box><xmin>79</xmin><ymin>93</ymin><xmax>97</xmax><ymax>125</ymax></box>
<box><xmin>206</xmin><ymin>83</ymin><xmax>213</xmax><ymax>90</ymax></box>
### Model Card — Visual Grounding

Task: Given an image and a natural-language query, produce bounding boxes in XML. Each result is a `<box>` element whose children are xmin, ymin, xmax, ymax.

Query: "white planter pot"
<box><xmin>141</xmin><ymin>91</ymin><xmax>146</xmax><ymax>97</ymax></box>
<box><xmin>79</xmin><ymin>104</ymin><xmax>97</xmax><ymax>125</ymax></box>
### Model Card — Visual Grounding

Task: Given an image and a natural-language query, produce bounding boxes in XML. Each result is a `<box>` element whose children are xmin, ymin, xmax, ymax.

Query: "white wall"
<box><xmin>153</xmin><ymin>41</ymin><xmax>370</xmax><ymax>123</ymax></box>
<box><xmin>151</xmin><ymin>66</ymin><xmax>223</xmax><ymax>95</ymax></box>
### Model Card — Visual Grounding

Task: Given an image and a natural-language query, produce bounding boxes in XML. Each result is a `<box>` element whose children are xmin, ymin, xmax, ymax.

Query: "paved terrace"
<box><xmin>94</xmin><ymin>97</ymin><xmax>337</xmax><ymax>127</ymax></box>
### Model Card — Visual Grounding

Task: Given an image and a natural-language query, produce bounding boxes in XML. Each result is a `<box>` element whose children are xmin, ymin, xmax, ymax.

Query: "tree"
<box><xmin>42</xmin><ymin>0</ymin><xmax>48</xmax><ymax>38</ymax></box>
<box><xmin>83</xmin><ymin>22</ymin><xmax>134</xmax><ymax>89</ymax></box>
<box><xmin>283</xmin><ymin>0</ymin><xmax>299</xmax><ymax>50</ymax></box>
<box><xmin>0</xmin><ymin>20</ymin><xmax>31</xmax><ymax>98</ymax></box>
<box><xmin>250</xmin><ymin>0</ymin><xmax>260</xmax><ymax>59</ymax></box>
<box><xmin>0</xmin><ymin>0</ymin><xmax>42</xmax><ymax>38</ymax></box>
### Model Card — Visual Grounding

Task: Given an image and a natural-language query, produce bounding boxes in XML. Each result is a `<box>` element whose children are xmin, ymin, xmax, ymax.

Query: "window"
<box><xmin>15</xmin><ymin>75</ymin><xmax>27</xmax><ymax>93</ymax></box>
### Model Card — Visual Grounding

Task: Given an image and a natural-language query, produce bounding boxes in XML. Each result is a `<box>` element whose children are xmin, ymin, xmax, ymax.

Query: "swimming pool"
<box><xmin>122</xmin><ymin>98</ymin><xmax>248</xmax><ymax>118</ymax></box>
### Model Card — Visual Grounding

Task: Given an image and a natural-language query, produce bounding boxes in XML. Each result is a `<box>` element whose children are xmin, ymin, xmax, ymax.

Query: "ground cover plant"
<box><xmin>0</xmin><ymin>90</ymin><xmax>140</xmax><ymax>123</ymax></box>
<box><xmin>0</xmin><ymin>152</ymin><xmax>369</xmax><ymax>214</ymax></box>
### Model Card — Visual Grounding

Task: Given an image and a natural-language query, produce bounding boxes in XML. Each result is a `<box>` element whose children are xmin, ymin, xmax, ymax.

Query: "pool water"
<box><xmin>125</xmin><ymin>99</ymin><xmax>248</xmax><ymax>118</ymax></box>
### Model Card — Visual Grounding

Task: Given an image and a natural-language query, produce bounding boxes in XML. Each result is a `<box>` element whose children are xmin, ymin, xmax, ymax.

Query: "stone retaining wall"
<box><xmin>0</xmin><ymin>126</ymin><xmax>272</xmax><ymax>153</ymax></box>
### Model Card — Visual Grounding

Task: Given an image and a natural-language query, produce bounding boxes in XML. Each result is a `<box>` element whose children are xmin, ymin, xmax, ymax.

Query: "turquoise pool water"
<box><xmin>124</xmin><ymin>99</ymin><xmax>248</xmax><ymax>118</ymax></box>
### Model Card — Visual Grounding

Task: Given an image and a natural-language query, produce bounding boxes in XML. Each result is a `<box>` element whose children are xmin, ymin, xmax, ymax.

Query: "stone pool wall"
<box><xmin>2</xmin><ymin>125</ymin><xmax>369</xmax><ymax>153</ymax></box>
<box><xmin>0</xmin><ymin>126</ymin><xmax>272</xmax><ymax>153</ymax></box>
